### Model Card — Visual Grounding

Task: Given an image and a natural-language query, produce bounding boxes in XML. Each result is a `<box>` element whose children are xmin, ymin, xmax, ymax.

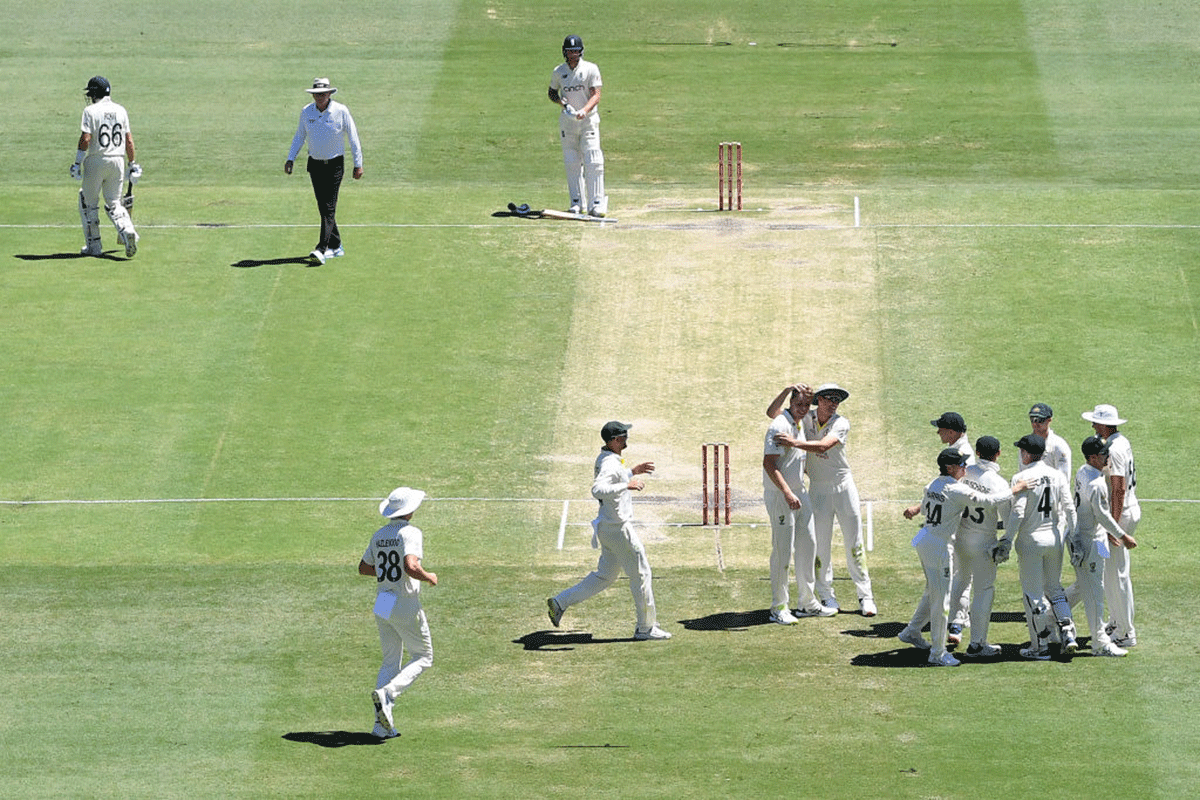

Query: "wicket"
<box><xmin>718</xmin><ymin>141</ymin><xmax>742</xmax><ymax>211</ymax></box>
<box><xmin>702</xmin><ymin>442</ymin><xmax>731</xmax><ymax>525</ymax></box>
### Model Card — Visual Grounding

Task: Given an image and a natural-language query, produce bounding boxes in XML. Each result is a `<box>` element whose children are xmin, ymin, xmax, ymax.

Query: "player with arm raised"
<box><xmin>761</xmin><ymin>384</ymin><xmax>834</xmax><ymax>624</ymax></box>
<box><xmin>790</xmin><ymin>383</ymin><xmax>875</xmax><ymax>616</ymax></box>
<box><xmin>898</xmin><ymin>449</ymin><xmax>1026</xmax><ymax>666</ymax></box>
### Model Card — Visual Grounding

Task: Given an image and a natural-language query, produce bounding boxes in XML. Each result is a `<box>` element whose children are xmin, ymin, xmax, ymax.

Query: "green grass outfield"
<box><xmin>2</xmin><ymin>1</ymin><xmax>1198</xmax><ymax>798</ymax></box>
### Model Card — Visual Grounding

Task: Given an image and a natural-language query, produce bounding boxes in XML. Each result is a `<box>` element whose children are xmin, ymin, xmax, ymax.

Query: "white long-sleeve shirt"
<box><xmin>288</xmin><ymin>99</ymin><xmax>362</xmax><ymax>167</ymax></box>
<box><xmin>592</xmin><ymin>449</ymin><xmax>634</xmax><ymax>525</ymax></box>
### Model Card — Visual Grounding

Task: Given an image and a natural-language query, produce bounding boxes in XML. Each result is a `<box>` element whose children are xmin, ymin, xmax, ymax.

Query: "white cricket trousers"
<box><xmin>763</xmin><ymin>489</ymin><xmax>819</xmax><ymax>612</ymax></box>
<box><xmin>375</xmin><ymin>605</ymin><xmax>433</xmax><ymax>703</ymax></box>
<box><xmin>809</xmin><ymin>479</ymin><xmax>872</xmax><ymax>604</ymax></box>
<box><xmin>559</xmin><ymin>112</ymin><xmax>604</xmax><ymax>212</ymax></box>
<box><xmin>1069</xmin><ymin>539</ymin><xmax>1113</xmax><ymax>651</ymax></box>
<box><xmin>948</xmin><ymin>530</ymin><xmax>998</xmax><ymax>646</ymax></box>
<box><xmin>555</xmin><ymin>521</ymin><xmax>656</xmax><ymax>631</ymax></box>
<box><xmin>81</xmin><ymin>153</ymin><xmax>135</xmax><ymax>236</ymax></box>
<box><xmin>907</xmin><ymin>533</ymin><xmax>953</xmax><ymax>660</ymax></box>
<box><xmin>1105</xmin><ymin>508</ymin><xmax>1138</xmax><ymax>640</ymax></box>
<box><xmin>1015</xmin><ymin>528</ymin><xmax>1074</xmax><ymax>650</ymax></box>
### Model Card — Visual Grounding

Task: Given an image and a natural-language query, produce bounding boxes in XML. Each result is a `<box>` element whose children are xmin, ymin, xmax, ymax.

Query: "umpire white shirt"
<box><xmin>288</xmin><ymin>99</ymin><xmax>363</xmax><ymax>167</ymax></box>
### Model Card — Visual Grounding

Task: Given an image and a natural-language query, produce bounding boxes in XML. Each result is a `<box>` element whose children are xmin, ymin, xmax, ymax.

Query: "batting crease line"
<box><xmin>7</xmin><ymin>222</ymin><xmax>1200</xmax><ymax>231</ymax></box>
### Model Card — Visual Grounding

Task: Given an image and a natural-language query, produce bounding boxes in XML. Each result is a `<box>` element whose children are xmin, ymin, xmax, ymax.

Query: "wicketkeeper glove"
<box><xmin>127</xmin><ymin>162</ymin><xmax>143</xmax><ymax>185</ymax></box>
<box><xmin>990</xmin><ymin>539</ymin><xmax>1012</xmax><ymax>564</ymax></box>
<box><xmin>70</xmin><ymin>163</ymin><xmax>82</xmax><ymax>180</ymax></box>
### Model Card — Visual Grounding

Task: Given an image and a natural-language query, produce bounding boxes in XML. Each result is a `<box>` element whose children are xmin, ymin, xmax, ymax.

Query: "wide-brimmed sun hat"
<box><xmin>306</xmin><ymin>77</ymin><xmax>338</xmax><ymax>94</ymax></box>
<box><xmin>379</xmin><ymin>487</ymin><xmax>425</xmax><ymax>518</ymax></box>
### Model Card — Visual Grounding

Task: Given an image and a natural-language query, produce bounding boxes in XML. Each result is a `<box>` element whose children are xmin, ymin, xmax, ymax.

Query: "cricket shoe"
<box><xmin>121</xmin><ymin>230</ymin><xmax>138</xmax><ymax>258</ymax></box>
<box><xmin>769</xmin><ymin>608</ymin><xmax>799</xmax><ymax>625</ymax></box>
<box><xmin>1093</xmin><ymin>642</ymin><xmax>1128</xmax><ymax>657</ymax></box>
<box><xmin>1019</xmin><ymin>646</ymin><xmax>1051</xmax><ymax>660</ymax></box>
<box><xmin>568</xmin><ymin>204</ymin><xmax>582</xmax><ymax>214</ymax></box>
<box><xmin>897</xmin><ymin>626</ymin><xmax>931</xmax><ymax>649</ymax></box>
<box><xmin>928</xmin><ymin>652</ymin><xmax>961</xmax><ymax>667</ymax></box>
<box><xmin>371</xmin><ymin>722</ymin><xmax>398</xmax><ymax>739</ymax></box>
<box><xmin>80</xmin><ymin>244</ymin><xmax>101</xmax><ymax>256</ymax></box>
<box><xmin>795</xmin><ymin>604</ymin><xmax>837</xmax><ymax>618</ymax></box>
<box><xmin>820</xmin><ymin>597</ymin><xmax>840</xmax><ymax>612</ymax></box>
<box><xmin>324</xmin><ymin>246</ymin><xmax>345</xmax><ymax>258</ymax></box>
<box><xmin>371</xmin><ymin>688</ymin><xmax>396</xmax><ymax>737</ymax></box>
<box><xmin>860</xmin><ymin>598</ymin><xmax>877</xmax><ymax>617</ymax></box>
<box><xmin>634</xmin><ymin>625</ymin><xmax>672</xmax><ymax>641</ymax></box>
<box><xmin>963</xmin><ymin>642</ymin><xmax>1001</xmax><ymax>658</ymax></box>
<box><xmin>1111</xmin><ymin>634</ymin><xmax>1137</xmax><ymax>648</ymax></box>
<box><xmin>546</xmin><ymin>597</ymin><xmax>564</xmax><ymax>628</ymax></box>
<box><xmin>309</xmin><ymin>249</ymin><xmax>326</xmax><ymax>265</ymax></box>
<box><xmin>946</xmin><ymin>624</ymin><xmax>963</xmax><ymax>646</ymax></box>
<box><xmin>1062</xmin><ymin>633</ymin><xmax>1079</xmax><ymax>655</ymax></box>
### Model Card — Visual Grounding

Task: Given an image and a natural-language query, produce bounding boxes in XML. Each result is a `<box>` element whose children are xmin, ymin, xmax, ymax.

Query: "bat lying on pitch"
<box><xmin>506</xmin><ymin>202</ymin><xmax>615</xmax><ymax>223</ymax></box>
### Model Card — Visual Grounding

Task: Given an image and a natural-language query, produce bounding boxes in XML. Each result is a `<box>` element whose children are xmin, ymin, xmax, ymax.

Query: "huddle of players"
<box><xmin>898</xmin><ymin>403</ymin><xmax>1139</xmax><ymax>666</ymax></box>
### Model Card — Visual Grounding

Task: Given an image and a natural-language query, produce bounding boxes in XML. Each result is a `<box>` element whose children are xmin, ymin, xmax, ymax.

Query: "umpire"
<box><xmin>285</xmin><ymin>77</ymin><xmax>363</xmax><ymax>265</ymax></box>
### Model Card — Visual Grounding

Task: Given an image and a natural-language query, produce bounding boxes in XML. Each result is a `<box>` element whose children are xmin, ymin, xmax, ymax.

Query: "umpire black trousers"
<box><xmin>307</xmin><ymin>155</ymin><xmax>344</xmax><ymax>251</ymax></box>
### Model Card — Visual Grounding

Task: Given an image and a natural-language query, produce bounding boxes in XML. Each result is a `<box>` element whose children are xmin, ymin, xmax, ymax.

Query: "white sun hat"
<box><xmin>379</xmin><ymin>487</ymin><xmax>426</xmax><ymax>518</ymax></box>
<box><xmin>1080</xmin><ymin>404</ymin><xmax>1126</xmax><ymax>426</ymax></box>
<box><xmin>305</xmin><ymin>77</ymin><xmax>338</xmax><ymax>94</ymax></box>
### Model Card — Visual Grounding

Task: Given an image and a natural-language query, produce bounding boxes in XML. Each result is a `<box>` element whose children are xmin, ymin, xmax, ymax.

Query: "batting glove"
<box><xmin>562</xmin><ymin>103</ymin><xmax>578</xmax><ymax>116</ymax></box>
<box><xmin>70</xmin><ymin>163</ymin><xmax>82</xmax><ymax>180</ymax></box>
<box><xmin>127</xmin><ymin>162</ymin><xmax>143</xmax><ymax>184</ymax></box>
<box><xmin>1067</xmin><ymin>537</ymin><xmax>1086</xmax><ymax>567</ymax></box>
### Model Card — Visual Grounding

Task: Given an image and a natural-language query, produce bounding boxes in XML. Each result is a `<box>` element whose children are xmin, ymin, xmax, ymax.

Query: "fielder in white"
<box><xmin>359</xmin><ymin>487</ymin><xmax>437</xmax><ymax>739</ymax></box>
<box><xmin>994</xmin><ymin>434</ymin><xmax>1079</xmax><ymax>659</ymax></box>
<box><xmin>547</xmin><ymin>35</ymin><xmax>607</xmax><ymax>217</ymax></box>
<box><xmin>1082</xmin><ymin>403</ymin><xmax>1139</xmax><ymax>648</ymax></box>
<box><xmin>1029</xmin><ymin>402</ymin><xmax>1071</xmax><ymax>480</ymax></box>
<box><xmin>948</xmin><ymin>436</ymin><xmax>1011</xmax><ymax>658</ymax></box>
<box><xmin>931</xmin><ymin>410</ymin><xmax>973</xmax><ymax>643</ymax></box>
<box><xmin>72</xmin><ymin>76</ymin><xmax>140</xmax><ymax>258</ymax></box>
<box><xmin>1069</xmin><ymin>435</ymin><xmax>1136</xmax><ymax>657</ymax></box>
<box><xmin>762</xmin><ymin>384</ymin><xmax>835</xmax><ymax>624</ymax></box>
<box><xmin>547</xmin><ymin>421</ymin><xmax>670</xmax><ymax>640</ymax></box>
<box><xmin>791</xmin><ymin>383</ymin><xmax>875</xmax><ymax>616</ymax></box>
<box><xmin>900</xmin><ymin>449</ymin><xmax>1024</xmax><ymax>666</ymax></box>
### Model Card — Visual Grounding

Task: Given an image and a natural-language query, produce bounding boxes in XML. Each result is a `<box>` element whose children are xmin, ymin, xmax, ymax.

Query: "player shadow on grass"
<box><xmin>231</xmin><ymin>256</ymin><xmax>322</xmax><ymax>268</ymax></box>
<box><xmin>282</xmin><ymin>730</ymin><xmax>390</xmax><ymax>747</ymax></box>
<box><xmin>513</xmin><ymin>630</ymin><xmax>637</xmax><ymax>651</ymax></box>
<box><xmin>677</xmin><ymin>609</ymin><xmax>774</xmax><ymax>631</ymax></box>
<box><xmin>14</xmin><ymin>251</ymin><xmax>127</xmax><ymax>261</ymax></box>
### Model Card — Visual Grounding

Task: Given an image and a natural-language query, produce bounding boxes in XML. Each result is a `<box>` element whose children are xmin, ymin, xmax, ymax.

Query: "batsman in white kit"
<box><xmin>547</xmin><ymin>35</ymin><xmax>607</xmax><ymax>217</ymax></box>
<box><xmin>761</xmin><ymin>384</ymin><xmax>835</xmax><ymax>623</ymax></box>
<box><xmin>72</xmin><ymin>76</ymin><xmax>141</xmax><ymax>258</ymax></box>
<box><xmin>358</xmin><ymin>487</ymin><xmax>438</xmax><ymax>739</ymax></box>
